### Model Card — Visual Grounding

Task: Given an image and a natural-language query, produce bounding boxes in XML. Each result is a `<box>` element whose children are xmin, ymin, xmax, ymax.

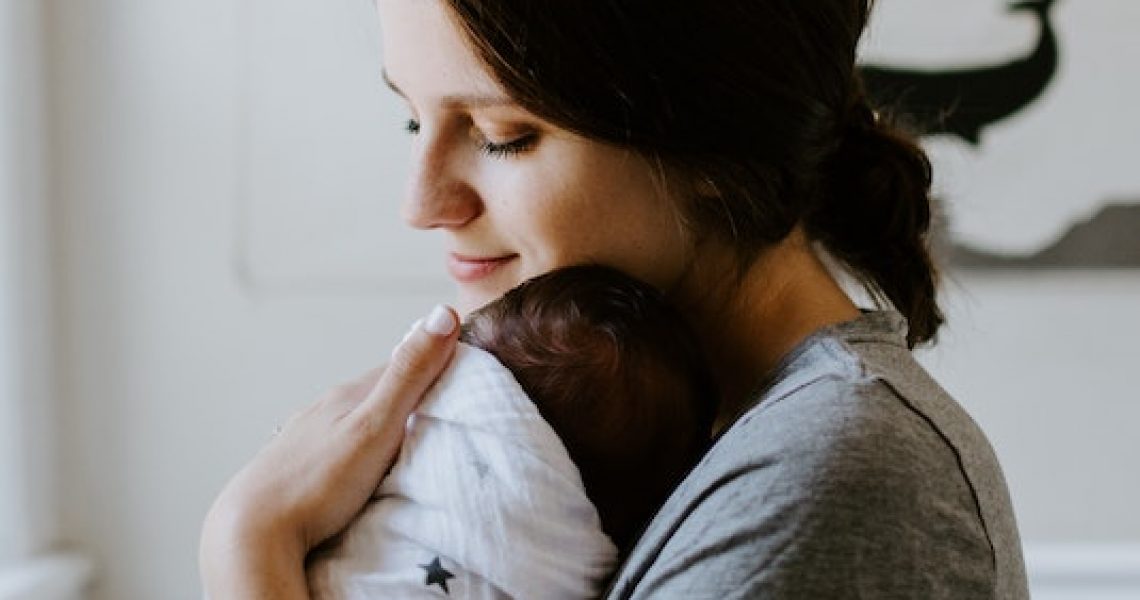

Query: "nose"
<box><xmin>401</xmin><ymin>136</ymin><xmax>483</xmax><ymax>230</ymax></box>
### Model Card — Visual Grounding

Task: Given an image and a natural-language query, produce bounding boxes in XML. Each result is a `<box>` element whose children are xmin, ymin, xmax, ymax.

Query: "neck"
<box><xmin>673</xmin><ymin>228</ymin><xmax>861</xmax><ymax>434</ymax></box>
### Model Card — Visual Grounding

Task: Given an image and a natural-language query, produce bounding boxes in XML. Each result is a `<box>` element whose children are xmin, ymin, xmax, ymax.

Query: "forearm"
<box><xmin>200</xmin><ymin>510</ymin><xmax>310</xmax><ymax>600</ymax></box>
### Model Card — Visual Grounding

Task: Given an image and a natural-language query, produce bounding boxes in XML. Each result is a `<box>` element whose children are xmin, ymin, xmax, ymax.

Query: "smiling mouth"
<box><xmin>446</xmin><ymin>253</ymin><xmax>518</xmax><ymax>283</ymax></box>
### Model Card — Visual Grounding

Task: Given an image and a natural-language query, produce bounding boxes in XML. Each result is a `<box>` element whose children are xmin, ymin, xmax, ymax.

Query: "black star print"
<box><xmin>471</xmin><ymin>458</ymin><xmax>491</xmax><ymax>479</ymax></box>
<box><xmin>419</xmin><ymin>556</ymin><xmax>456</xmax><ymax>595</ymax></box>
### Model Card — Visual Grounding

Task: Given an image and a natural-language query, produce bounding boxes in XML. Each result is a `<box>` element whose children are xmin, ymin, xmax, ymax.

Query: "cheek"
<box><xmin>540</xmin><ymin>190</ymin><xmax>688</xmax><ymax>286</ymax></box>
<box><xmin>496</xmin><ymin>142</ymin><xmax>689</xmax><ymax>284</ymax></box>
<box><xmin>495</xmin><ymin>168</ymin><xmax>588</xmax><ymax>258</ymax></box>
<box><xmin>516</xmin><ymin>203</ymin><xmax>589</xmax><ymax>270</ymax></box>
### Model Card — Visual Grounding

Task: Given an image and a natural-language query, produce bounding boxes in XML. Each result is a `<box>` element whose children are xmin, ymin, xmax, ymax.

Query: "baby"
<box><xmin>306</xmin><ymin>265</ymin><xmax>716</xmax><ymax>599</ymax></box>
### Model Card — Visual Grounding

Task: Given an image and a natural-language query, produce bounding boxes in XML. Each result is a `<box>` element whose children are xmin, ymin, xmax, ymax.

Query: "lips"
<box><xmin>447</xmin><ymin>252</ymin><xmax>518</xmax><ymax>283</ymax></box>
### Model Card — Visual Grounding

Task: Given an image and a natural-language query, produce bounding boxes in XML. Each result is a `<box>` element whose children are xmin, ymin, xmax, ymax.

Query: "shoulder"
<box><xmin>607</xmin><ymin>313</ymin><xmax>1026</xmax><ymax>599</ymax></box>
<box><xmin>700</xmin><ymin>340</ymin><xmax>986</xmax><ymax>542</ymax></box>
<box><xmin>705</xmin><ymin>328</ymin><xmax>967</xmax><ymax>498</ymax></box>
<box><xmin>718</xmin><ymin>312</ymin><xmax>1013</xmax><ymax>516</ymax></box>
<box><xmin>736</xmin><ymin>346</ymin><xmax>961</xmax><ymax>495</ymax></box>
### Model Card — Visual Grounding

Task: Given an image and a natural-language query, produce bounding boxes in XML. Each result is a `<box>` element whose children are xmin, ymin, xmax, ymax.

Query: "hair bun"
<box><xmin>810</xmin><ymin>93</ymin><xmax>943</xmax><ymax>347</ymax></box>
<box><xmin>843</xmin><ymin>97</ymin><xmax>879</xmax><ymax>138</ymax></box>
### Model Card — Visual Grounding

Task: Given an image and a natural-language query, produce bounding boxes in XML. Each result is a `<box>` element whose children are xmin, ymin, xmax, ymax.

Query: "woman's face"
<box><xmin>376</xmin><ymin>0</ymin><xmax>695</xmax><ymax>314</ymax></box>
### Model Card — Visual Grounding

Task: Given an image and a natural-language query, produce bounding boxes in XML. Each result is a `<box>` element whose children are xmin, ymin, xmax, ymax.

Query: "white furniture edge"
<box><xmin>0</xmin><ymin>554</ymin><xmax>92</xmax><ymax>600</ymax></box>
<box><xmin>1027</xmin><ymin>542</ymin><xmax>1140</xmax><ymax>586</ymax></box>
<box><xmin>2</xmin><ymin>5</ymin><xmax>89</xmax><ymax>593</ymax></box>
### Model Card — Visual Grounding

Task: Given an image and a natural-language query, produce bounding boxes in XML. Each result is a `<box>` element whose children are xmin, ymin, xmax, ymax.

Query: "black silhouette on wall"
<box><xmin>948</xmin><ymin>203</ymin><xmax>1140</xmax><ymax>267</ymax></box>
<box><xmin>860</xmin><ymin>0</ymin><xmax>1058</xmax><ymax>145</ymax></box>
<box><xmin>860</xmin><ymin>0</ymin><xmax>1140</xmax><ymax>269</ymax></box>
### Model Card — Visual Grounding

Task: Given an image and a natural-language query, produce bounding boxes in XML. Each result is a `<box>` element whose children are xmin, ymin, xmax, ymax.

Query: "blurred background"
<box><xmin>1</xmin><ymin>0</ymin><xmax>1137</xmax><ymax>598</ymax></box>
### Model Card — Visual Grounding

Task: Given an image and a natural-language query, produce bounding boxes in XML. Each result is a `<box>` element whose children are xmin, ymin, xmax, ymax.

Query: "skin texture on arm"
<box><xmin>199</xmin><ymin>305</ymin><xmax>460</xmax><ymax>599</ymax></box>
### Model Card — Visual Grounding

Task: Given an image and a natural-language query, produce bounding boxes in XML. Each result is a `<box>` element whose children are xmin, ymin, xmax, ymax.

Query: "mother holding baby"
<box><xmin>201</xmin><ymin>0</ymin><xmax>1029</xmax><ymax>597</ymax></box>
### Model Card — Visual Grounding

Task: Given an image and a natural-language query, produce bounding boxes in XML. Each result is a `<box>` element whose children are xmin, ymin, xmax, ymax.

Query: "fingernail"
<box><xmin>423</xmin><ymin>304</ymin><xmax>456</xmax><ymax>336</ymax></box>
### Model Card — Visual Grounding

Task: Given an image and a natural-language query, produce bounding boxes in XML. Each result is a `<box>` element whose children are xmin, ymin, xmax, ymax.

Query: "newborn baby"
<box><xmin>306</xmin><ymin>265</ymin><xmax>715</xmax><ymax>599</ymax></box>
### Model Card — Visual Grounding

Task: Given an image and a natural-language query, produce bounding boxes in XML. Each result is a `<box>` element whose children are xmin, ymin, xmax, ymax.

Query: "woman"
<box><xmin>201</xmin><ymin>0</ymin><xmax>1029</xmax><ymax>597</ymax></box>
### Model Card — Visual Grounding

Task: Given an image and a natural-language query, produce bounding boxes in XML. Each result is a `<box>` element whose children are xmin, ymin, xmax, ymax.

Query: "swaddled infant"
<box><xmin>306</xmin><ymin>265</ymin><xmax>716</xmax><ymax>599</ymax></box>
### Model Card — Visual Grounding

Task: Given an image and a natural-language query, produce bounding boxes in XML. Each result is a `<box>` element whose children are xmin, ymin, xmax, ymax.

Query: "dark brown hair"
<box><xmin>444</xmin><ymin>0</ymin><xmax>943</xmax><ymax>347</ymax></box>
<box><xmin>461</xmin><ymin>265</ymin><xmax>716</xmax><ymax>553</ymax></box>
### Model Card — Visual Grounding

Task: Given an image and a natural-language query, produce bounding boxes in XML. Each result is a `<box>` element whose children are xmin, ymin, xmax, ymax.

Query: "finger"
<box><xmin>355</xmin><ymin>304</ymin><xmax>459</xmax><ymax>433</ymax></box>
<box><xmin>392</xmin><ymin>319</ymin><xmax>425</xmax><ymax>358</ymax></box>
<box><xmin>342</xmin><ymin>365</ymin><xmax>386</xmax><ymax>398</ymax></box>
<box><xmin>315</xmin><ymin>363</ymin><xmax>387</xmax><ymax>425</ymax></box>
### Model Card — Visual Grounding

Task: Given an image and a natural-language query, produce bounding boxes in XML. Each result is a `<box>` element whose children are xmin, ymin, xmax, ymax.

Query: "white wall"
<box><xmin>921</xmin><ymin>272</ymin><xmax>1140</xmax><ymax>541</ymax></box>
<box><xmin>44</xmin><ymin>0</ymin><xmax>446</xmax><ymax>598</ymax></box>
<box><xmin>30</xmin><ymin>0</ymin><xmax>1140</xmax><ymax>598</ymax></box>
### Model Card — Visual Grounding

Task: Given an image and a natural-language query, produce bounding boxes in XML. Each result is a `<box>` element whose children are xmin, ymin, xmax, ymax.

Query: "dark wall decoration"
<box><xmin>858</xmin><ymin>0</ymin><xmax>1139</xmax><ymax>269</ymax></box>
<box><xmin>949</xmin><ymin>202</ymin><xmax>1140</xmax><ymax>267</ymax></box>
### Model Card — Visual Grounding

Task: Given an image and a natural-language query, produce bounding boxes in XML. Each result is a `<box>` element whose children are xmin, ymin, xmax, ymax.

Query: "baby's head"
<box><xmin>460</xmin><ymin>264</ymin><xmax>716</xmax><ymax>554</ymax></box>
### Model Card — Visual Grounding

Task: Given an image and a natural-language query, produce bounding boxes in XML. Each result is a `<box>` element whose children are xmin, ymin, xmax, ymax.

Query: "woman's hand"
<box><xmin>199</xmin><ymin>305</ymin><xmax>460</xmax><ymax>599</ymax></box>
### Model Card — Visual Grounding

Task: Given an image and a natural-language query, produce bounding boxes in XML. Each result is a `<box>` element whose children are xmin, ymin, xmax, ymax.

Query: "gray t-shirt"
<box><xmin>604</xmin><ymin>311</ymin><xmax>1028</xmax><ymax>599</ymax></box>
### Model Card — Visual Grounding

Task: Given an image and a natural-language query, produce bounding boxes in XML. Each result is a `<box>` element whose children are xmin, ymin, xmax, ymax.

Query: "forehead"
<box><xmin>374</xmin><ymin>0</ymin><xmax>508</xmax><ymax>105</ymax></box>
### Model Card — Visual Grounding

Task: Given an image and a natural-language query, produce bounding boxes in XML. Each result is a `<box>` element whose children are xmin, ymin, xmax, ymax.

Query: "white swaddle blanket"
<box><xmin>307</xmin><ymin>343</ymin><xmax>619</xmax><ymax>599</ymax></box>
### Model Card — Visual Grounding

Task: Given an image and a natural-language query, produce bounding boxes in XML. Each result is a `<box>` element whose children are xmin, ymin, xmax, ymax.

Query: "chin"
<box><xmin>454</xmin><ymin>286</ymin><xmax>504</xmax><ymax>317</ymax></box>
<box><xmin>454</xmin><ymin>267</ymin><xmax>528</xmax><ymax>316</ymax></box>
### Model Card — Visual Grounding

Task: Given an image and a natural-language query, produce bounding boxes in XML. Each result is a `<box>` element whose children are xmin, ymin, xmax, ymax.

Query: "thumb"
<box><xmin>357</xmin><ymin>304</ymin><xmax>460</xmax><ymax>432</ymax></box>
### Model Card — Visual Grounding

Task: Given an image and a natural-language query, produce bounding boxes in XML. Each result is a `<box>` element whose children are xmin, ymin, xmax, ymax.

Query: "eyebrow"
<box><xmin>382</xmin><ymin>69</ymin><xmax>518</xmax><ymax>109</ymax></box>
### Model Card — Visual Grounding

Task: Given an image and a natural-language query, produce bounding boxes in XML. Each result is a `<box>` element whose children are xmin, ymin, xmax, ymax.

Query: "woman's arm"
<box><xmin>199</xmin><ymin>518</ymin><xmax>309</xmax><ymax>600</ymax></box>
<box><xmin>199</xmin><ymin>305</ymin><xmax>460</xmax><ymax>599</ymax></box>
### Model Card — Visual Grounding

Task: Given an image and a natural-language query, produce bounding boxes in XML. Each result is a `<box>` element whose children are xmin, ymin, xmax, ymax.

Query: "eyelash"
<box><xmin>403</xmin><ymin>119</ymin><xmax>537</xmax><ymax>158</ymax></box>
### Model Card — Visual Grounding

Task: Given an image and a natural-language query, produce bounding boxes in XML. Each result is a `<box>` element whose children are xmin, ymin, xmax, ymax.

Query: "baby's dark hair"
<box><xmin>460</xmin><ymin>265</ymin><xmax>716</xmax><ymax>554</ymax></box>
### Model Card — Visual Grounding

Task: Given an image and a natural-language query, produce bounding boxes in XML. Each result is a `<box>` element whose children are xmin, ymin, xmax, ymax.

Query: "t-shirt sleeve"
<box><xmin>621</xmin><ymin>377</ymin><xmax>997</xmax><ymax>599</ymax></box>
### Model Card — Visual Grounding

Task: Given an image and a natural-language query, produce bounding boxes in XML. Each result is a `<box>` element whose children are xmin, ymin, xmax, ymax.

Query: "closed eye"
<box><xmin>402</xmin><ymin>118</ymin><xmax>537</xmax><ymax>159</ymax></box>
<box><xmin>478</xmin><ymin>133</ymin><xmax>538</xmax><ymax>158</ymax></box>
